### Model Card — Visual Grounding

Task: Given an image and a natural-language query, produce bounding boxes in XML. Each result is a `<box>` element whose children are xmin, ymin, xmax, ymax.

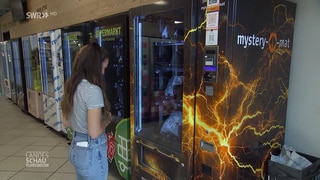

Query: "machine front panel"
<box><xmin>194</xmin><ymin>0</ymin><xmax>296</xmax><ymax>179</ymax></box>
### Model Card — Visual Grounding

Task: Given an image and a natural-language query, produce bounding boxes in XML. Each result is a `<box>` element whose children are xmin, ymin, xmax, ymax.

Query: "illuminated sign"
<box><xmin>237</xmin><ymin>33</ymin><xmax>292</xmax><ymax>53</ymax></box>
<box><xmin>99</xmin><ymin>27</ymin><xmax>122</xmax><ymax>37</ymax></box>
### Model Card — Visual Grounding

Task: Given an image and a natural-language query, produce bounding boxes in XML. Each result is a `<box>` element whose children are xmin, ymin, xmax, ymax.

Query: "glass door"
<box><xmin>39</xmin><ymin>36</ymin><xmax>54</xmax><ymax>97</ymax></box>
<box><xmin>11</xmin><ymin>38</ymin><xmax>27</xmax><ymax>111</ymax></box>
<box><xmin>22</xmin><ymin>34</ymin><xmax>43</xmax><ymax>119</ymax></box>
<box><xmin>62</xmin><ymin>24</ymin><xmax>87</xmax><ymax>80</ymax></box>
<box><xmin>131</xmin><ymin>5</ymin><xmax>189</xmax><ymax>179</ymax></box>
<box><xmin>1</xmin><ymin>42</ymin><xmax>11</xmax><ymax>98</ymax></box>
<box><xmin>93</xmin><ymin>15</ymin><xmax>130</xmax><ymax>118</ymax></box>
<box><xmin>134</xmin><ymin>37</ymin><xmax>184</xmax><ymax>151</ymax></box>
<box><xmin>61</xmin><ymin>23</ymin><xmax>87</xmax><ymax>136</ymax></box>
<box><xmin>38</xmin><ymin>30</ymin><xmax>64</xmax><ymax>131</ymax></box>
<box><xmin>0</xmin><ymin>43</ymin><xmax>5</xmax><ymax>95</ymax></box>
<box><xmin>22</xmin><ymin>35</ymin><xmax>42</xmax><ymax>92</ymax></box>
<box><xmin>92</xmin><ymin>14</ymin><xmax>131</xmax><ymax>179</ymax></box>
<box><xmin>6</xmin><ymin>41</ymin><xmax>17</xmax><ymax>103</ymax></box>
<box><xmin>22</xmin><ymin>35</ymin><xmax>41</xmax><ymax>91</ymax></box>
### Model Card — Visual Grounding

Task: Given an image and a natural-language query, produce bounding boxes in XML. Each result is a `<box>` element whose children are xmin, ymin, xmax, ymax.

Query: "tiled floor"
<box><xmin>0</xmin><ymin>96</ymin><xmax>119</xmax><ymax>180</ymax></box>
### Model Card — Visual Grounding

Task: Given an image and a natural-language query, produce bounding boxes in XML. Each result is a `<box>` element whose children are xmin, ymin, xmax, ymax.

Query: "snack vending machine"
<box><xmin>1</xmin><ymin>41</ymin><xmax>16</xmax><ymax>102</ymax></box>
<box><xmin>129</xmin><ymin>0</ymin><xmax>296</xmax><ymax>179</ymax></box>
<box><xmin>22</xmin><ymin>34</ymin><xmax>43</xmax><ymax>120</ymax></box>
<box><xmin>0</xmin><ymin>44</ymin><xmax>5</xmax><ymax>95</ymax></box>
<box><xmin>11</xmin><ymin>38</ymin><xmax>27</xmax><ymax>111</ymax></box>
<box><xmin>62</xmin><ymin>23</ymin><xmax>89</xmax><ymax>81</ymax></box>
<box><xmin>38</xmin><ymin>30</ymin><xmax>64</xmax><ymax>131</ymax></box>
<box><xmin>93</xmin><ymin>14</ymin><xmax>130</xmax><ymax>119</ymax></box>
<box><xmin>5</xmin><ymin>41</ymin><xmax>17</xmax><ymax>104</ymax></box>
<box><xmin>93</xmin><ymin>14</ymin><xmax>131</xmax><ymax>179</ymax></box>
<box><xmin>61</xmin><ymin>23</ymin><xmax>89</xmax><ymax>135</ymax></box>
<box><xmin>0</xmin><ymin>41</ymin><xmax>12</xmax><ymax>99</ymax></box>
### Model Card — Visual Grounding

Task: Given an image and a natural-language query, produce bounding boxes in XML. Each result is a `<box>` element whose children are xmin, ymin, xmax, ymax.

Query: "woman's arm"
<box><xmin>62</xmin><ymin>115</ymin><xmax>71</xmax><ymax>128</ymax></box>
<box><xmin>88</xmin><ymin>108</ymin><xmax>110</xmax><ymax>139</ymax></box>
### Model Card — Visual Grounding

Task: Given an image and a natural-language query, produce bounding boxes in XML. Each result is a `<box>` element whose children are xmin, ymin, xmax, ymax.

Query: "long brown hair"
<box><xmin>61</xmin><ymin>41</ymin><xmax>111</xmax><ymax>121</ymax></box>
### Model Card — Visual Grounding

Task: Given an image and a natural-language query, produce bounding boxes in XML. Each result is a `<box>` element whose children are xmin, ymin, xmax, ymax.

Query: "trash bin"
<box><xmin>268</xmin><ymin>152</ymin><xmax>320</xmax><ymax>180</ymax></box>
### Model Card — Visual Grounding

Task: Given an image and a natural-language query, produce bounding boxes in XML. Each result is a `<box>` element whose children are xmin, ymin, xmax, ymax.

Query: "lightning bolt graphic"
<box><xmin>182</xmin><ymin>2</ymin><xmax>294</xmax><ymax>179</ymax></box>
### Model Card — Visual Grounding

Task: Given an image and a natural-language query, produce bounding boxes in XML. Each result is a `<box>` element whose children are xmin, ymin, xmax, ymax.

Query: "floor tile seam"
<box><xmin>45</xmin><ymin>171</ymin><xmax>77</xmax><ymax>180</ymax></box>
<box><xmin>1</xmin><ymin>125</ymin><xmax>43</xmax><ymax>137</ymax></box>
<box><xmin>0</xmin><ymin>125</ymin><xmax>22</xmax><ymax>131</ymax></box>
<box><xmin>10</xmin><ymin>169</ymin><xmax>55</xmax><ymax>179</ymax></box>
<box><xmin>8</xmin><ymin>147</ymin><xmax>31</xmax><ymax>157</ymax></box>
<box><xmin>0</xmin><ymin>110</ymin><xmax>28</xmax><ymax>118</ymax></box>
<box><xmin>13</xmin><ymin>143</ymin><xmax>57</xmax><ymax>156</ymax></box>
<box><xmin>55</xmin><ymin>158</ymin><xmax>70</xmax><ymax>170</ymax></box>
<box><xmin>27</xmin><ymin>125</ymin><xmax>68</xmax><ymax>143</ymax></box>
<box><xmin>0</xmin><ymin>156</ymin><xmax>10</xmax><ymax>163</ymax></box>
<box><xmin>4</xmin><ymin>137</ymin><xmax>45</xmax><ymax>146</ymax></box>
<box><xmin>0</xmin><ymin>138</ymin><xmax>70</xmax><ymax>150</ymax></box>
<box><xmin>4</xmin><ymin>171</ymin><xmax>20</xmax><ymax>180</ymax></box>
<box><xmin>0</xmin><ymin>157</ymin><xmax>28</xmax><ymax>176</ymax></box>
<box><xmin>43</xmin><ymin>126</ymin><xmax>68</xmax><ymax>137</ymax></box>
<box><xmin>0</xmin><ymin>137</ymin><xmax>20</xmax><ymax>145</ymax></box>
<box><xmin>28</xmin><ymin>139</ymin><xmax>61</xmax><ymax>148</ymax></box>
<box><xmin>21</xmin><ymin>126</ymin><xmax>58</xmax><ymax>136</ymax></box>
<box><xmin>48</xmin><ymin>158</ymin><xmax>73</xmax><ymax>178</ymax></box>
<box><xmin>16</xmin><ymin>135</ymin><xmax>48</xmax><ymax>138</ymax></box>
<box><xmin>0</xmin><ymin>145</ymin><xmax>29</xmax><ymax>158</ymax></box>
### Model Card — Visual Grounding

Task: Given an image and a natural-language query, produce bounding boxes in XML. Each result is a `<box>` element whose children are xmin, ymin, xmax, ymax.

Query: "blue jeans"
<box><xmin>69</xmin><ymin>131</ymin><xmax>108</xmax><ymax>180</ymax></box>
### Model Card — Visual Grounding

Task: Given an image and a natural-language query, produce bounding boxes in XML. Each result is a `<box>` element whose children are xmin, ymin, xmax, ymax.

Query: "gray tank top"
<box><xmin>70</xmin><ymin>79</ymin><xmax>104</xmax><ymax>134</ymax></box>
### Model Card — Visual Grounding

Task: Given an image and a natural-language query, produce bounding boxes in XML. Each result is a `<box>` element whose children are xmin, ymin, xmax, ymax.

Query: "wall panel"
<box><xmin>1</xmin><ymin>0</ymin><xmax>158</xmax><ymax>38</ymax></box>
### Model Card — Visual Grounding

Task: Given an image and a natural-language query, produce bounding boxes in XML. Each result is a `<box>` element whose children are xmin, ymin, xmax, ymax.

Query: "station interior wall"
<box><xmin>285</xmin><ymin>0</ymin><xmax>320</xmax><ymax>158</ymax></box>
<box><xmin>0</xmin><ymin>0</ymin><xmax>158</xmax><ymax>38</ymax></box>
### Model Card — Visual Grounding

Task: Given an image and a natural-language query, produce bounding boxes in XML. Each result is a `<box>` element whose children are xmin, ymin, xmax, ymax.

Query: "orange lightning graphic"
<box><xmin>182</xmin><ymin>2</ymin><xmax>294</xmax><ymax>180</ymax></box>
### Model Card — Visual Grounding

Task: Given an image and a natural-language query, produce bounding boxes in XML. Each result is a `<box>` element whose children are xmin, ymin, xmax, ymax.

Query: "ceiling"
<box><xmin>0</xmin><ymin>0</ymin><xmax>10</xmax><ymax>18</ymax></box>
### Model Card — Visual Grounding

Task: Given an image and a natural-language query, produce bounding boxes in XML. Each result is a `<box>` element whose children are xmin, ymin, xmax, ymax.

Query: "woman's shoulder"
<box><xmin>79</xmin><ymin>79</ymin><xmax>102</xmax><ymax>92</ymax></box>
<box><xmin>78</xmin><ymin>79</ymin><xmax>103</xmax><ymax>103</ymax></box>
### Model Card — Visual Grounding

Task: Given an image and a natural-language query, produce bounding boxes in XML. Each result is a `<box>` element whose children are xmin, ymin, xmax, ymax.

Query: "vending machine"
<box><xmin>61</xmin><ymin>23</ymin><xmax>90</xmax><ymax>136</ymax></box>
<box><xmin>38</xmin><ymin>30</ymin><xmax>64</xmax><ymax>131</ymax></box>
<box><xmin>1</xmin><ymin>40</ymin><xmax>17</xmax><ymax>102</ymax></box>
<box><xmin>11</xmin><ymin>38</ymin><xmax>27</xmax><ymax>112</ymax></box>
<box><xmin>22</xmin><ymin>34</ymin><xmax>43</xmax><ymax>120</ymax></box>
<box><xmin>129</xmin><ymin>0</ymin><xmax>296</xmax><ymax>179</ymax></box>
<box><xmin>6</xmin><ymin>40</ymin><xmax>17</xmax><ymax>104</ymax></box>
<box><xmin>93</xmin><ymin>14</ymin><xmax>130</xmax><ymax>119</ymax></box>
<box><xmin>93</xmin><ymin>14</ymin><xmax>131</xmax><ymax>179</ymax></box>
<box><xmin>62</xmin><ymin>23</ymin><xmax>90</xmax><ymax>80</ymax></box>
<box><xmin>0</xmin><ymin>43</ymin><xmax>6</xmax><ymax>95</ymax></box>
<box><xmin>0</xmin><ymin>41</ymin><xmax>11</xmax><ymax>99</ymax></box>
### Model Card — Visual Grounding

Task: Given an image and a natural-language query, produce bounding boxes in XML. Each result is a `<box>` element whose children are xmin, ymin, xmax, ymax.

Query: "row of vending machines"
<box><xmin>0</xmin><ymin>0</ymin><xmax>296</xmax><ymax>179</ymax></box>
<box><xmin>1</xmin><ymin>14</ymin><xmax>130</xmax><ymax>132</ymax></box>
<box><xmin>1</xmin><ymin>14</ymin><xmax>131</xmax><ymax>178</ymax></box>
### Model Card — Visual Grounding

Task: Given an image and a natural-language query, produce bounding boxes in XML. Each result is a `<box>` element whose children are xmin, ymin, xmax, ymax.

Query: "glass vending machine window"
<box><xmin>11</xmin><ymin>40</ymin><xmax>23</xmax><ymax>90</ymax></box>
<box><xmin>11</xmin><ymin>39</ymin><xmax>25</xmax><ymax>109</ymax></box>
<box><xmin>62</xmin><ymin>31</ymin><xmax>83</xmax><ymax>80</ymax></box>
<box><xmin>94</xmin><ymin>21</ymin><xmax>128</xmax><ymax>118</ymax></box>
<box><xmin>23</xmin><ymin>35</ymin><xmax>41</xmax><ymax>91</ymax></box>
<box><xmin>6</xmin><ymin>42</ymin><xmax>13</xmax><ymax>80</ymax></box>
<box><xmin>1</xmin><ymin>43</ymin><xmax>9</xmax><ymax>80</ymax></box>
<box><xmin>39</xmin><ymin>37</ymin><xmax>54</xmax><ymax>96</ymax></box>
<box><xmin>134</xmin><ymin>9</ymin><xmax>184</xmax><ymax>152</ymax></box>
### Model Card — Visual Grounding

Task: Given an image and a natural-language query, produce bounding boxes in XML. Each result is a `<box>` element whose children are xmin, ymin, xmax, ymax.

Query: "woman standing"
<box><xmin>61</xmin><ymin>40</ymin><xmax>112</xmax><ymax>180</ymax></box>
